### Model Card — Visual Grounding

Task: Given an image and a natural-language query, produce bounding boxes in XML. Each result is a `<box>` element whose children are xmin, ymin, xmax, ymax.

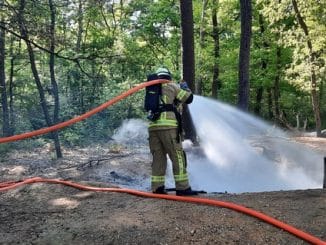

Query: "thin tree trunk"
<box><xmin>292</xmin><ymin>0</ymin><xmax>321</xmax><ymax>137</ymax></box>
<box><xmin>254</xmin><ymin>87</ymin><xmax>263</xmax><ymax>115</ymax></box>
<box><xmin>9</xmin><ymin>37</ymin><xmax>16</xmax><ymax>135</ymax></box>
<box><xmin>267</xmin><ymin>88</ymin><xmax>274</xmax><ymax>119</ymax></box>
<box><xmin>76</xmin><ymin>0</ymin><xmax>83</xmax><ymax>52</ymax></box>
<box><xmin>237</xmin><ymin>0</ymin><xmax>252</xmax><ymax>111</ymax></box>
<box><xmin>274</xmin><ymin>46</ymin><xmax>281</xmax><ymax>120</ymax></box>
<box><xmin>76</xmin><ymin>0</ymin><xmax>85</xmax><ymax>114</ymax></box>
<box><xmin>0</xmin><ymin>18</ymin><xmax>11</xmax><ymax>136</ymax></box>
<box><xmin>49</xmin><ymin>0</ymin><xmax>62</xmax><ymax>158</ymax></box>
<box><xmin>254</xmin><ymin>14</ymin><xmax>267</xmax><ymax>115</ymax></box>
<box><xmin>18</xmin><ymin>0</ymin><xmax>61</xmax><ymax>157</ymax></box>
<box><xmin>320</xmin><ymin>79</ymin><xmax>324</xmax><ymax>103</ymax></box>
<box><xmin>195</xmin><ymin>0</ymin><xmax>208</xmax><ymax>95</ymax></box>
<box><xmin>211</xmin><ymin>0</ymin><xmax>221</xmax><ymax>99</ymax></box>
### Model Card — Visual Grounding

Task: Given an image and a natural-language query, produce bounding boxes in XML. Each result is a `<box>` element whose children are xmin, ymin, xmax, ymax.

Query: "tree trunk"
<box><xmin>254</xmin><ymin>14</ymin><xmax>267</xmax><ymax>115</ymax></box>
<box><xmin>76</xmin><ymin>0</ymin><xmax>83</xmax><ymax>52</ymax></box>
<box><xmin>267</xmin><ymin>88</ymin><xmax>274</xmax><ymax>119</ymax></box>
<box><xmin>18</xmin><ymin>0</ymin><xmax>61</xmax><ymax>157</ymax></box>
<box><xmin>292</xmin><ymin>0</ymin><xmax>322</xmax><ymax>137</ymax></box>
<box><xmin>180</xmin><ymin>0</ymin><xmax>197</xmax><ymax>143</ymax></box>
<box><xmin>0</xmin><ymin>18</ymin><xmax>11</xmax><ymax>136</ymax></box>
<box><xmin>49</xmin><ymin>0</ymin><xmax>62</xmax><ymax>158</ymax></box>
<box><xmin>195</xmin><ymin>0</ymin><xmax>208</xmax><ymax>95</ymax></box>
<box><xmin>320</xmin><ymin>79</ymin><xmax>324</xmax><ymax>105</ymax></box>
<box><xmin>254</xmin><ymin>87</ymin><xmax>263</xmax><ymax>115</ymax></box>
<box><xmin>76</xmin><ymin>0</ymin><xmax>85</xmax><ymax>114</ymax></box>
<box><xmin>9</xmin><ymin>37</ymin><xmax>16</xmax><ymax>135</ymax></box>
<box><xmin>180</xmin><ymin>0</ymin><xmax>195</xmax><ymax>91</ymax></box>
<box><xmin>211</xmin><ymin>0</ymin><xmax>221</xmax><ymax>99</ymax></box>
<box><xmin>237</xmin><ymin>0</ymin><xmax>252</xmax><ymax>111</ymax></box>
<box><xmin>274</xmin><ymin>46</ymin><xmax>281</xmax><ymax>120</ymax></box>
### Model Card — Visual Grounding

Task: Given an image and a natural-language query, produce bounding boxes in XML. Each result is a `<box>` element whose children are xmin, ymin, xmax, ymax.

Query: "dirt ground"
<box><xmin>0</xmin><ymin>137</ymin><xmax>325</xmax><ymax>245</ymax></box>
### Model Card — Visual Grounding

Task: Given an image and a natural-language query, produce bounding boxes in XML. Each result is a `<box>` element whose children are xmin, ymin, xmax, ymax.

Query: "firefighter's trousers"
<box><xmin>149</xmin><ymin>128</ymin><xmax>190</xmax><ymax>192</ymax></box>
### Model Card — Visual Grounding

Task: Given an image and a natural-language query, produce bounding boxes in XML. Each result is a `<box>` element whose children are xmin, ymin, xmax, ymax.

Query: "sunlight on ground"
<box><xmin>49</xmin><ymin>197</ymin><xmax>79</xmax><ymax>209</ymax></box>
<box><xmin>73</xmin><ymin>192</ymin><xmax>94</xmax><ymax>198</ymax></box>
<box><xmin>8</xmin><ymin>166</ymin><xmax>26</xmax><ymax>175</ymax></box>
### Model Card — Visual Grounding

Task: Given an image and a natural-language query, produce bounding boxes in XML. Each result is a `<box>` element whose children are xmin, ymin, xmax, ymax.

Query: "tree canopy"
<box><xmin>0</xmin><ymin>0</ymin><xmax>325</xmax><ymax>156</ymax></box>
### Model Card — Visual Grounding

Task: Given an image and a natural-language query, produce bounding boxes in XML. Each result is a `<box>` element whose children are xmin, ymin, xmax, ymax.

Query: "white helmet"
<box><xmin>156</xmin><ymin>67</ymin><xmax>172</xmax><ymax>80</ymax></box>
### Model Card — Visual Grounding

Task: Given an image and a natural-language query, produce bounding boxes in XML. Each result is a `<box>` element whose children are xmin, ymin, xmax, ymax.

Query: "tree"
<box><xmin>17</xmin><ymin>0</ymin><xmax>62</xmax><ymax>158</ymax></box>
<box><xmin>291</xmin><ymin>0</ymin><xmax>322</xmax><ymax>136</ymax></box>
<box><xmin>237</xmin><ymin>0</ymin><xmax>252</xmax><ymax>111</ymax></box>
<box><xmin>211</xmin><ymin>0</ymin><xmax>221</xmax><ymax>99</ymax></box>
<box><xmin>8</xmin><ymin>36</ymin><xmax>17</xmax><ymax>135</ymax></box>
<box><xmin>0</xmin><ymin>14</ymin><xmax>11</xmax><ymax>136</ymax></box>
<box><xmin>180</xmin><ymin>0</ymin><xmax>197</xmax><ymax>143</ymax></box>
<box><xmin>195</xmin><ymin>0</ymin><xmax>208</xmax><ymax>95</ymax></box>
<box><xmin>180</xmin><ymin>0</ymin><xmax>195</xmax><ymax>90</ymax></box>
<box><xmin>258</xmin><ymin>0</ymin><xmax>325</xmax><ymax>133</ymax></box>
<box><xmin>48</xmin><ymin>0</ymin><xmax>62</xmax><ymax>157</ymax></box>
<box><xmin>253</xmin><ymin>14</ymin><xmax>266</xmax><ymax>115</ymax></box>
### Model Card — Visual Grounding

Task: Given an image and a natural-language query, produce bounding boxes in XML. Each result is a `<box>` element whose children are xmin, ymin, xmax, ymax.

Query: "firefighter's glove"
<box><xmin>180</xmin><ymin>81</ymin><xmax>191</xmax><ymax>92</ymax></box>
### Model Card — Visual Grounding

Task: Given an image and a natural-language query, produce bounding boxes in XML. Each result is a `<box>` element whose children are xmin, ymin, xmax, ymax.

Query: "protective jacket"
<box><xmin>148</xmin><ymin>82</ymin><xmax>193</xmax><ymax>131</ymax></box>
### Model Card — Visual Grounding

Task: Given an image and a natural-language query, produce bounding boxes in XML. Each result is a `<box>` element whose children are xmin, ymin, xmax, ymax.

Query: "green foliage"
<box><xmin>258</xmin><ymin>0</ymin><xmax>325</xmax><ymax>91</ymax></box>
<box><xmin>0</xmin><ymin>143</ymin><xmax>11</xmax><ymax>157</ymax></box>
<box><xmin>0</xmin><ymin>0</ymin><xmax>325</xmax><ymax>153</ymax></box>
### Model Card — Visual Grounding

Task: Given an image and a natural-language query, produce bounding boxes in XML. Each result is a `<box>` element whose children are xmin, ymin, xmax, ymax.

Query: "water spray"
<box><xmin>187</xmin><ymin>95</ymin><xmax>324</xmax><ymax>193</ymax></box>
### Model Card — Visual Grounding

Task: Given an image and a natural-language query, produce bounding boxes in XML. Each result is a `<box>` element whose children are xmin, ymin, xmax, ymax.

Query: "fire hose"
<box><xmin>1</xmin><ymin>178</ymin><xmax>325</xmax><ymax>244</ymax></box>
<box><xmin>0</xmin><ymin>81</ymin><xmax>325</xmax><ymax>244</ymax></box>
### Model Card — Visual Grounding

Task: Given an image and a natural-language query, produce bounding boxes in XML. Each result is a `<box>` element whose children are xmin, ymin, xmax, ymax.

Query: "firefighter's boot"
<box><xmin>176</xmin><ymin>187</ymin><xmax>198</xmax><ymax>196</ymax></box>
<box><xmin>153</xmin><ymin>186</ymin><xmax>167</xmax><ymax>194</ymax></box>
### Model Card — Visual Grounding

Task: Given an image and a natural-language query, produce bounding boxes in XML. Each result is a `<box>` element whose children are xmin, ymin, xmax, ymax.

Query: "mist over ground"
<box><xmin>112</xmin><ymin>97</ymin><xmax>323</xmax><ymax>193</ymax></box>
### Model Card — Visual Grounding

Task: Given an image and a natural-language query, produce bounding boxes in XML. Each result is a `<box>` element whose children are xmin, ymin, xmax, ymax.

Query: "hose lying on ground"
<box><xmin>1</xmin><ymin>177</ymin><xmax>325</xmax><ymax>245</ymax></box>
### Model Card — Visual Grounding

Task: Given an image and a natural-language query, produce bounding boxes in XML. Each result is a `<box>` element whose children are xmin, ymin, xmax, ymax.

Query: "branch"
<box><xmin>291</xmin><ymin>0</ymin><xmax>309</xmax><ymax>37</ymax></box>
<box><xmin>78</xmin><ymin>153</ymin><xmax>132</xmax><ymax>170</ymax></box>
<box><xmin>277</xmin><ymin>110</ymin><xmax>296</xmax><ymax>131</ymax></box>
<box><xmin>0</xmin><ymin>24</ymin><xmax>123</xmax><ymax>78</ymax></box>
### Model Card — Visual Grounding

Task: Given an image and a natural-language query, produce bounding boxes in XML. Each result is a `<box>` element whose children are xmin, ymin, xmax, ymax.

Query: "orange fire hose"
<box><xmin>0</xmin><ymin>177</ymin><xmax>325</xmax><ymax>245</ymax></box>
<box><xmin>0</xmin><ymin>79</ymin><xmax>169</xmax><ymax>144</ymax></box>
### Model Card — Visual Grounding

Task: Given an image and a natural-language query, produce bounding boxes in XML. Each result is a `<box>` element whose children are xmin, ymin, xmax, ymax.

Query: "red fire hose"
<box><xmin>0</xmin><ymin>177</ymin><xmax>325</xmax><ymax>244</ymax></box>
<box><xmin>0</xmin><ymin>80</ymin><xmax>325</xmax><ymax>244</ymax></box>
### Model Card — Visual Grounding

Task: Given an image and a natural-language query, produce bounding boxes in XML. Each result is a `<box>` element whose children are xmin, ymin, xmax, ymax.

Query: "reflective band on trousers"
<box><xmin>176</xmin><ymin>150</ymin><xmax>184</xmax><ymax>174</ymax></box>
<box><xmin>151</xmin><ymin>175</ymin><xmax>165</xmax><ymax>183</ymax></box>
<box><xmin>152</xmin><ymin>174</ymin><xmax>188</xmax><ymax>183</ymax></box>
<box><xmin>174</xmin><ymin>173</ymin><xmax>188</xmax><ymax>182</ymax></box>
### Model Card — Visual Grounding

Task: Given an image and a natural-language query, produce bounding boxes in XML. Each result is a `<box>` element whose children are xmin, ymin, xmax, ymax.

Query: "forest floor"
<box><xmin>0</xmin><ymin>136</ymin><xmax>325</xmax><ymax>244</ymax></box>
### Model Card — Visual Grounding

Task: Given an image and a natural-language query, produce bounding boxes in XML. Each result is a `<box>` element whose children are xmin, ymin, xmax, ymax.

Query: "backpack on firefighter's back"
<box><xmin>144</xmin><ymin>73</ymin><xmax>162</xmax><ymax>121</ymax></box>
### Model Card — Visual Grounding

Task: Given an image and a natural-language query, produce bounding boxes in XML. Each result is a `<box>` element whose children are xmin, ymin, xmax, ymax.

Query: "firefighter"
<box><xmin>148</xmin><ymin>67</ymin><xmax>198</xmax><ymax>196</ymax></box>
